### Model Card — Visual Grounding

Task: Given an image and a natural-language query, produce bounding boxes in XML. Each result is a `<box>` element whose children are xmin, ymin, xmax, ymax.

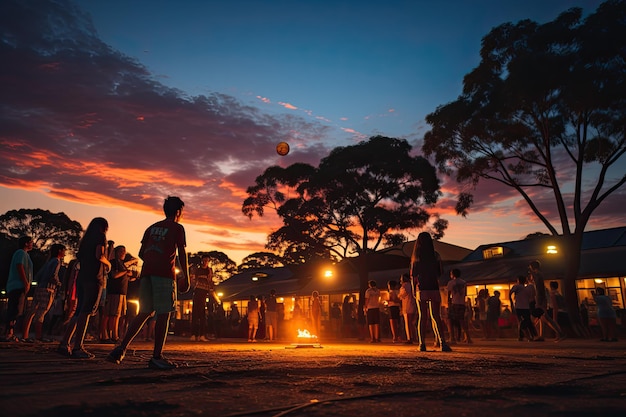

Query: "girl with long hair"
<box><xmin>58</xmin><ymin>217</ymin><xmax>111</xmax><ymax>358</ymax></box>
<box><xmin>410</xmin><ymin>232</ymin><xmax>451</xmax><ymax>352</ymax></box>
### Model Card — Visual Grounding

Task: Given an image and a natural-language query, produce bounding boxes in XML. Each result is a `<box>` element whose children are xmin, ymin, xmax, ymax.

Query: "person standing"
<box><xmin>486</xmin><ymin>290</ymin><xmax>501</xmax><ymax>340</ymax></box>
<box><xmin>411</xmin><ymin>232</ymin><xmax>451</xmax><ymax>352</ymax></box>
<box><xmin>107</xmin><ymin>196</ymin><xmax>190</xmax><ymax>369</ymax></box>
<box><xmin>593</xmin><ymin>287</ymin><xmax>617</xmax><ymax>342</ymax></box>
<box><xmin>264</xmin><ymin>289</ymin><xmax>278</xmax><ymax>341</ymax></box>
<box><xmin>190</xmin><ymin>255</ymin><xmax>215</xmax><ymax>342</ymax></box>
<box><xmin>22</xmin><ymin>243</ymin><xmax>65</xmax><ymax>342</ymax></box>
<box><xmin>398</xmin><ymin>273</ymin><xmax>417</xmax><ymax>344</ymax></box>
<box><xmin>528</xmin><ymin>260</ymin><xmax>565</xmax><ymax>341</ymax></box>
<box><xmin>103</xmin><ymin>245</ymin><xmax>137</xmax><ymax>343</ymax></box>
<box><xmin>364</xmin><ymin>280</ymin><xmax>381</xmax><ymax>343</ymax></box>
<box><xmin>386</xmin><ymin>280</ymin><xmax>401</xmax><ymax>343</ymax></box>
<box><xmin>247</xmin><ymin>295</ymin><xmax>259</xmax><ymax>342</ymax></box>
<box><xmin>58</xmin><ymin>218</ymin><xmax>111</xmax><ymax>358</ymax></box>
<box><xmin>310</xmin><ymin>291</ymin><xmax>322</xmax><ymax>338</ymax></box>
<box><xmin>446</xmin><ymin>268</ymin><xmax>472</xmax><ymax>344</ymax></box>
<box><xmin>2</xmin><ymin>236</ymin><xmax>34</xmax><ymax>342</ymax></box>
<box><xmin>509</xmin><ymin>275</ymin><xmax>538</xmax><ymax>341</ymax></box>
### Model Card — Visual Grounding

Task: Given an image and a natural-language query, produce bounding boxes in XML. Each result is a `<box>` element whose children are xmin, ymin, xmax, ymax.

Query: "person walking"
<box><xmin>58</xmin><ymin>218</ymin><xmax>111</xmax><ymax>359</ymax></box>
<box><xmin>509</xmin><ymin>275</ymin><xmax>538</xmax><ymax>341</ymax></box>
<box><xmin>106</xmin><ymin>196</ymin><xmax>190</xmax><ymax>369</ymax></box>
<box><xmin>22</xmin><ymin>243</ymin><xmax>65</xmax><ymax>342</ymax></box>
<box><xmin>411</xmin><ymin>232</ymin><xmax>451</xmax><ymax>352</ymax></box>
<box><xmin>528</xmin><ymin>260</ymin><xmax>566</xmax><ymax>341</ymax></box>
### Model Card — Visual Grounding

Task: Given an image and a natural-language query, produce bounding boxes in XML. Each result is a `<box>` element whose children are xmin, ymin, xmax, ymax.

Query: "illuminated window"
<box><xmin>482</xmin><ymin>246</ymin><xmax>504</xmax><ymax>259</ymax></box>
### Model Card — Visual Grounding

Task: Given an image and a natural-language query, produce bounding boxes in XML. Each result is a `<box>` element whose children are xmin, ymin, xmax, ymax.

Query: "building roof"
<box><xmin>450</xmin><ymin>226</ymin><xmax>626</xmax><ymax>284</ymax></box>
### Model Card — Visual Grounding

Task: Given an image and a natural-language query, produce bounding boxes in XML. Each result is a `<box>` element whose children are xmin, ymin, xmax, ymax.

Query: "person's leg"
<box><xmin>429</xmin><ymin>299</ymin><xmax>448</xmax><ymax>346</ymax></box>
<box><xmin>117</xmin><ymin>312</ymin><xmax>150</xmax><ymax>349</ymax></box>
<box><xmin>21</xmin><ymin>310</ymin><xmax>35</xmax><ymax>340</ymax></box>
<box><xmin>72</xmin><ymin>312</ymin><xmax>91</xmax><ymax>351</ymax></box>
<box><xmin>417</xmin><ymin>301</ymin><xmax>427</xmax><ymax>346</ymax></box>
<box><xmin>110</xmin><ymin>315</ymin><xmax>121</xmax><ymax>340</ymax></box>
<box><xmin>152</xmin><ymin>312</ymin><xmax>171</xmax><ymax>359</ymax></box>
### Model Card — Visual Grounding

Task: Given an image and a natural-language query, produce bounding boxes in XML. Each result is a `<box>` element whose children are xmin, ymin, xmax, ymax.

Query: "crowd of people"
<box><xmin>1</xmin><ymin>219</ymin><xmax>620</xmax><ymax>369</ymax></box>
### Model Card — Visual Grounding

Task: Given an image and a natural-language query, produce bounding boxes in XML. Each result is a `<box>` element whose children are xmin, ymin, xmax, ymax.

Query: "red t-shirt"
<box><xmin>139</xmin><ymin>218</ymin><xmax>186</xmax><ymax>280</ymax></box>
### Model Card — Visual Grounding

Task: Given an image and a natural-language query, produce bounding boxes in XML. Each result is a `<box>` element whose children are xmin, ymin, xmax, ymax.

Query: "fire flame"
<box><xmin>297</xmin><ymin>329</ymin><xmax>318</xmax><ymax>339</ymax></box>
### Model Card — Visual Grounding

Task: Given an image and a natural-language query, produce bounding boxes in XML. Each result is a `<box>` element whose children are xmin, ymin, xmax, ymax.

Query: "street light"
<box><xmin>546</xmin><ymin>245</ymin><xmax>558</xmax><ymax>254</ymax></box>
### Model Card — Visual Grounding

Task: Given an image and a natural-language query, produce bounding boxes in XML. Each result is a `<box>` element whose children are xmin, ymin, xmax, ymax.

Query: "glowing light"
<box><xmin>324</xmin><ymin>269</ymin><xmax>333</xmax><ymax>278</ymax></box>
<box><xmin>594</xmin><ymin>279</ymin><xmax>603</xmax><ymax>284</ymax></box>
<box><xmin>217</xmin><ymin>292</ymin><xmax>223</xmax><ymax>298</ymax></box>
<box><xmin>252</xmin><ymin>276</ymin><xmax>258</xmax><ymax>281</ymax></box>
<box><xmin>297</xmin><ymin>329</ymin><xmax>318</xmax><ymax>339</ymax></box>
<box><xmin>546</xmin><ymin>245</ymin><xmax>558</xmax><ymax>254</ymax></box>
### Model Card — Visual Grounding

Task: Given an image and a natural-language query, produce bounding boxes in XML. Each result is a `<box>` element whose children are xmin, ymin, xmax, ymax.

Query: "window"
<box><xmin>482</xmin><ymin>246</ymin><xmax>504</xmax><ymax>259</ymax></box>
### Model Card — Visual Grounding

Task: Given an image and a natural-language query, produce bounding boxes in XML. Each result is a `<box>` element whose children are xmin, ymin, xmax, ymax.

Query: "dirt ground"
<box><xmin>1</xmin><ymin>337</ymin><xmax>625</xmax><ymax>417</ymax></box>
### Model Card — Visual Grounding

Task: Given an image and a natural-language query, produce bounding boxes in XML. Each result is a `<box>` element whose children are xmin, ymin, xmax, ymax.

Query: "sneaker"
<box><xmin>190</xmin><ymin>335</ymin><xmax>197</xmax><ymax>341</ymax></box>
<box><xmin>71</xmin><ymin>348</ymin><xmax>95</xmax><ymax>359</ymax></box>
<box><xmin>21</xmin><ymin>337</ymin><xmax>35</xmax><ymax>343</ymax></box>
<box><xmin>419</xmin><ymin>343</ymin><xmax>427</xmax><ymax>352</ymax></box>
<box><xmin>198</xmin><ymin>335</ymin><xmax>208</xmax><ymax>342</ymax></box>
<box><xmin>106</xmin><ymin>346</ymin><xmax>126</xmax><ymax>364</ymax></box>
<box><xmin>148</xmin><ymin>357</ymin><xmax>178</xmax><ymax>370</ymax></box>
<box><xmin>56</xmin><ymin>344</ymin><xmax>71</xmax><ymax>357</ymax></box>
<box><xmin>441</xmin><ymin>343</ymin><xmax>452</xmax><ymax>352</ymax></box>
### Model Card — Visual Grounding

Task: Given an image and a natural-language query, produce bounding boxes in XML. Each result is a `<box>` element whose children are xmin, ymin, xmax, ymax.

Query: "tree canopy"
<box><xmin>422</xmin><ymin>0</ymin><xmax>626</xmax><ymax>329</ymax></box>
<box><xmin>243</xmin><ymin>136</ymin><xmax>445</xmax><ymax>264</ymax></box>
<box><xmin>238</xmin><ymin>252</ymin><xmax>284</xmax><ymax>272</ymax></box>
<box><xmin>0</xmin><ymin>208</ymin><xmax>83</xmax><ymax>289</ymax></box>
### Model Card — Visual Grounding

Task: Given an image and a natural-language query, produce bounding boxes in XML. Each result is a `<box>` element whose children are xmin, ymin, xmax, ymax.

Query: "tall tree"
<box><xmin>0</xmin><ymin>209</ymin><xmax>83</xmax><ymax>255</ymax></box>
<box><xmin>243</xmin><ymin>135</ymin><xmax>444</xmax><ymax>316</ymax></box>
<box><xmin>422</xmin><ymin>1</ymin><xmax>626</xmax><ymax>332</ymax></box>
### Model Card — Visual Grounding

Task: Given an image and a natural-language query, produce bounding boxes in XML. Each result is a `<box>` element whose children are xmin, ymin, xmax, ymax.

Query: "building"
<box><xmin>449</xmin><ymin>226</ymin><xmax>626</xmax><ymax>324</ymax></box>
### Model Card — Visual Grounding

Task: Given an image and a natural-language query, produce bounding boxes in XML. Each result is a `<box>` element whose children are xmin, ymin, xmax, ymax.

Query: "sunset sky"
<box><xmin>1</xmin><ymin>0</ymin><xmax>622</xmax><ymax>264</ymax></box>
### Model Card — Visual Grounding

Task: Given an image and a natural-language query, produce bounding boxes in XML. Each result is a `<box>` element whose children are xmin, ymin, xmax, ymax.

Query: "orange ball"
<box><xmin>276</xmin><ymin>141</ymin><xmax>290</xmax><ymax>156</ymax></box>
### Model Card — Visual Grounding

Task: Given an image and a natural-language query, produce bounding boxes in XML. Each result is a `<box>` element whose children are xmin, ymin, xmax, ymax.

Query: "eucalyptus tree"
<box><xmin>422</xmin><ymin>1</ymin><xmax>626</xmax><ymax>331</ymax></box>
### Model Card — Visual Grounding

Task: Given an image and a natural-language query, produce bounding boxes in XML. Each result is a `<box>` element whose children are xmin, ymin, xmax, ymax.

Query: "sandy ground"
<box><xmin>1</xmin><ymin>336</ymin><xmax>625</xmax><ymax>417</ymax></box>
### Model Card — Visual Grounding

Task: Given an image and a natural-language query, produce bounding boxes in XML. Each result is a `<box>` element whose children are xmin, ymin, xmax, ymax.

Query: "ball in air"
<box><xmin>276</xmin><ymin>141</ymin><xmax>290</xmax><ymax>156</ymax></box>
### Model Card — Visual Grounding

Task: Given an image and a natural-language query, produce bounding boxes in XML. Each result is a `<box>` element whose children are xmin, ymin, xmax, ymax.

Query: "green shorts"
<box><xmin>139</xmin><ymin>276</ymin><xmax>176</xmax><ymax>315</ymax></box>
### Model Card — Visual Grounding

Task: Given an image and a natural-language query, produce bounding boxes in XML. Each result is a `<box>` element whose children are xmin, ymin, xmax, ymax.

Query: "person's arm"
<box><xmin>96</xmin><ymin>244</ymin><xmax>112</xmax><ymax>273</ymax></box>
<box><xmin>177</xmin><ymin>244</ymin><xmax>190</xmax><ymax>293</ymax></box>
<box><xmin>17</xmin><ymin>263</ymin><xmax>30</xmax><ymax>294</ymax></box>
<box><xmin>111</xmin><ymin>260</ymin><xmax>127</xmax><ymax>280</ymax></box>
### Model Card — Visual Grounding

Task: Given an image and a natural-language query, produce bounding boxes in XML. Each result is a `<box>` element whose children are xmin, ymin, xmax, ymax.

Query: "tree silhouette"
<box><xmin>422</xmin><ymin>1</ymin><xmax>626</xmax><ymax>332</ymax></box>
